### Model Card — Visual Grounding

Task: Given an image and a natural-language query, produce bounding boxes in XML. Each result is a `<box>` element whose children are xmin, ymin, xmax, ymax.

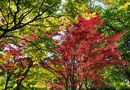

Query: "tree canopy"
<box><xmin>0</xmin><ymin>0</ymin><xmax>130</xmax><ymax>90</ymax></box>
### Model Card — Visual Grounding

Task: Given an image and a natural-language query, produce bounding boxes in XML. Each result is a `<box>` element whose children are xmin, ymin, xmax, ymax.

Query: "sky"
<box><xmin>94</xmin><ymin>1</ymin><xmax>106</xmax><ymax>9</ymax></box>
<box><xmin>61</xmin><ymin>0</ymin><xmax>106</xmax><ymax>9</ymax></box>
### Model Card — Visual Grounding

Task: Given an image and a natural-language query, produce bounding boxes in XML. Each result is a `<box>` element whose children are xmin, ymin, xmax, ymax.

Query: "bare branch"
<box><xmin>0</xmin><ymin>31</ymin><xmax>9</xmax><ymax>39</ymax></box>
<box><xmin>18</xmin><ymin>8</ymin><xmax>33</xmax><ymax>24</ymax></box>
<box><xmin>13</xmin><ymin>0</ymin><xmax>20</xmax><ymax>25</ymax></box>
<box><xmin>0</xmin><ymin>2</ymin><xmax>58</xmax><ymax>39</ymax></box>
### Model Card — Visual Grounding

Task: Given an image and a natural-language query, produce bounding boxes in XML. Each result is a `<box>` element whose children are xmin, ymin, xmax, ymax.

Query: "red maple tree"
<box><xmin>41</xmin><ymin>15</ymin><xmax>128</xmax><ymax>89</ymax></box>
<box><xmin>0</xmin><ymin>33</ymin><xmax>38</xmax><ymax>90</ymax></box>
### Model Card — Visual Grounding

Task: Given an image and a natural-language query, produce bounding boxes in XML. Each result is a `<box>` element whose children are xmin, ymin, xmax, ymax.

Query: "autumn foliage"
<box><xmin>40</xmin><ymin>15</ymin><xmax>128</xmax><ymax>89</ymax></box>
<box><xmin>0</xmin><ymin>33</ymin><xmax>39</xmax><ymax>89</ymax></box>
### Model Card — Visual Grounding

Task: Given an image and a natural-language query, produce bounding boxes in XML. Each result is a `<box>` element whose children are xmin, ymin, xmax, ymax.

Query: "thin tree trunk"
<box><xmin>5</xmin><ymin>73</ymin><xmax>11</xmax><ymax>90</ymax></box>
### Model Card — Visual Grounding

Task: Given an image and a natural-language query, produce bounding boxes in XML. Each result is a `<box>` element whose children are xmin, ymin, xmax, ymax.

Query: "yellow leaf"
<box><xmin>34</xmin><ymin>81</ymin><xmax>49</xmax><ymax>88</ymax></box>
<box><xmin>119</xmin><ymin>2</ymin><xmax>130</xmax><ymax>10</ymax></box>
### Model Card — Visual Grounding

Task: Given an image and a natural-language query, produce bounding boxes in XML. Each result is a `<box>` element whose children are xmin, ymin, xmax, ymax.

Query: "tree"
<box><xmin>0</xmin><ymin>34</ymin><xmax>37</xmax><ymax>90</ymax></box>
<box><xmin>0</xmin><ymin>0</ymin><xmax>61</xmax><ymax>38</ymax></box>
<box><xmin>41</xmin><ymin>14</ymin><xmax>127</xmax><ymax>89</ymax></box>
<box><xmin>0</xmin><ymin>0</ymin><xmax>91</xmax><ymax>89</ymax></box>
<box><xmin>94</xmin><ymin>1</ymin><xmax>130</xmax><ymax>87</ymax></box>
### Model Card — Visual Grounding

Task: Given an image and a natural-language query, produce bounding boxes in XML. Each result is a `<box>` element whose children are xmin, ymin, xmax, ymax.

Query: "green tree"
<box><xmin>0</xmin><ymin>0</ymin><xmax>91</xmax><ymax>89</ymax></box>
<box><xmin>93</xmin><ymin>0</ymin><xmax>130</xmax><ymax>89</ymax></box>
